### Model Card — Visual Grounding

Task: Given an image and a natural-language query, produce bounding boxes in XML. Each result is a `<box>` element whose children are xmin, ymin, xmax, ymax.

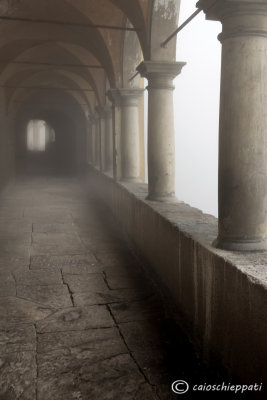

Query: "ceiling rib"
<box><xmin>0</xmin><ymin>15</ymin><xmax>138</xmax><ymax>31</ymax></box>
<box><xmin>0</xmin><ymin>60</ymin><xmax>103</xmax><ymax>69</ymax></box>
<box><xmin>0</xmin><ymin>85</ymin><xmax>94</xmax><ymax>92</ymax></box>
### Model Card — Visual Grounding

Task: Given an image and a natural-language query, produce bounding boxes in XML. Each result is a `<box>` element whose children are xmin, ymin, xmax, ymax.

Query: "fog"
<box><xmin>174</xmin><ymin>1</ymin><xmax>222</xmax><ymax>217</ymax></box>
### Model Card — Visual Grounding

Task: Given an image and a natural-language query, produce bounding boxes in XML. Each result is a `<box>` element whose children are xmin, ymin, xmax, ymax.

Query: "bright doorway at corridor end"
<box><xmin>27</xmin><ymin>120</ymin><xmax>55</xmax><ymax>152</ymax></box>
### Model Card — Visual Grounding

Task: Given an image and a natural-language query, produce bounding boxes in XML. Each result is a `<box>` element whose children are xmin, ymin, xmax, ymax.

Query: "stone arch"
<box><xmin>121</xmin><ymin>19</ymin><xmax>143</xmax><ymax>88</ymax></box>
<box><xmin>149</xmin><ymin>0</ymin><xmax>181</xmax><ymax>61</ymax></box>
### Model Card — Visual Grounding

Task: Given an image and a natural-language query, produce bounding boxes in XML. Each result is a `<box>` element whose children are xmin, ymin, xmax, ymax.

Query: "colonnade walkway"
<box><xmin>0</xmin><ymin>174</ymin><xmax>219</xmax><ymax>400</ymax></box>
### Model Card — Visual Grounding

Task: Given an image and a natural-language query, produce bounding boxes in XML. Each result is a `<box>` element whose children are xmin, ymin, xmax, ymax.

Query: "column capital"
<box><xmin>107</xmin><ymin>89</ymin><xmax>121</xmax><ymax>106</ymax></box>
<box><xmin>102</xmin><ymin>105</ymin><xmax>112</xmax><ymax>119</ymax></box>
<box><xmin>88</xmin><ymin>114</ymin><xmax>96</xmax><ymax>125</ymax></box>
<box><xmin>137</xmin><ymin>61</ymin><xmax>185</xmax><ymax>79</ymax></box>
<box><xmin>118</xmin><ymin>88</ymin><xmax>144</xmax><ymax>107</ymax></box>
<box><xmin>95</xmin><ymin>105</ymin><xmax>106</xmax><ymax>118</ymax></box>
<box><xmin>197</xmin><ymin>0</ymin><xmax>267</xmax><ymax>35</ymax></box>
<box><xmin>137</xmin><ymin>61</ymin><xmax>186</xmax><ymax>89</ymax></box>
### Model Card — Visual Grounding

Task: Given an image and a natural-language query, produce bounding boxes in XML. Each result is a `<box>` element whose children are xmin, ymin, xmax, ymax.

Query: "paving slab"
<box><xmin>0</xmin><ymin>324</ymin><xmax>36</xmax><ymax>354</ymax></box>
<box><xmin>61</xmin><ymin>263</ymin><xmax>102</xmax><ymax>274</ymax></box>
<box><xmin>37</xmin><ymin>354</ymin><xmax>149</xmax><ymax>400</ymax></box>
<box><xmin>0</xmin><ymin>274</ymin><xmax>16</xmax><ymax>296</ymax></box>
<box><xmin>37</xmin><ymin>327</ymin><xmax>127</xmax><ymax>357</ymax></box>
<box><xmin>0</xmin><ymin>297</ymin><xmax>54</xmax><ymax>324</ymax></box>
<box><xmin>0</xmin><ymin>351</ymin><xmax>36</xmax><ymax>400</ymax></box>
<box><xmin>106</xmin><ymin>276</ymin><xmax>154</xmax><ymax>291</ymax></box>
<box><xmin>30</xmin><ymin>253</ymin><xmax>98</xmax><ymax>270</ymax></box>
<box><xmin>118</xmin><ymin>320</ymin><xmax>165</xmax><ymax>351</ymax></box>
<box><xmin>94</xmin><ymin>251</ymin><xmax>137</xmax><ymax>266</ymax></box>
<box><xmin>33</xmin><ymin>222</ymin><xmax>77</xmax><ymax>233</ymax></box>
<box><xmin>31</xmin><ymin>232</ymin><xmax>86</xmax><ymax>255</ymax></box>
<box><xmin>110</xmin><ymin>297</ymin><xmax>164</xmax><ymax>323</ymax></box>
<box><xmin>103</xmin><ymin>263</ymin><xmax>144</xmax><ymax>277</ymax></box>
<box><xmin>0</xmin><ymin>254</ymin><xmax>30</xmax><ymax>271</ymax></box>
<box><xmin>17</xmin><ymin>284</ymin><xmax>73</xmax><ymax>309</ymax></box>
<box><xmin>63</xmin><ymin>273</ymin><xmax>107</xmax><ymax>293</ymax></box>
<box><xmin>14</xmin><ymin>269</ymin><xmax>62</xmax><ymax>286</ymax></box>
<box><xmin>36</xmin><ymin>306</ymin><xmax>115</xmax><ymax>333</ymax></box>
<box><xmin>73</xmin><ymin>288</ymin><xmax>153</xmax><ymax>307</ymax></box>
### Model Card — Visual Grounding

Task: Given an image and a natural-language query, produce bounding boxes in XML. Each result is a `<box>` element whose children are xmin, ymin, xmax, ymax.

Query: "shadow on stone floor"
<box><xmin>0</xmin><ymin>175</ymin><xmax>262</xmax><ymax>400</ymax></box>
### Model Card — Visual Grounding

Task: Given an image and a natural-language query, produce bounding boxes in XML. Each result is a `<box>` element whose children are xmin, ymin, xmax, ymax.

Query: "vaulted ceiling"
<box><xmin>0</xmin><ymin>0</ymin><xmax>180</xmax><ymax>121</ymax></box>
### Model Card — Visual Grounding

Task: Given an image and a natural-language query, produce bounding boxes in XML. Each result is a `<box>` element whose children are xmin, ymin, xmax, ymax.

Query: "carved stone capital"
<box><xmin>197</xmin><ymin>0</ymin><xmax>267</xmax><ymax>40</ymax></box>
<box><xmin>137</xmin><ymin>61</ymin><xmax>186</xmax><ymax>90</ymax></box>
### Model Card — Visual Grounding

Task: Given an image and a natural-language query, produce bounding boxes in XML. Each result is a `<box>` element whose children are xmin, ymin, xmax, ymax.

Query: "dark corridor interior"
<box><xmin>13</xmin><ymin>91</ymin><xmax>88</xmax><ymax>178</ymax></box>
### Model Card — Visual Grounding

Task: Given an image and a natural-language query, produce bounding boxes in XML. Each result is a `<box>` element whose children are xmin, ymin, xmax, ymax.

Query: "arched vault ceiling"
<box><xmin>0</xmin><ymin>0</ymin><xmax>179</xmax><ymax>108</ymax></box>
<box><xmin>6</xmin><ymin>69</ymin><xmax>91</xmax><ymax>112</ymax></box>
<box><xmin>0</xmin><ymin>41</ymin><xmax>103</xmax><ymax>104</ymax></box>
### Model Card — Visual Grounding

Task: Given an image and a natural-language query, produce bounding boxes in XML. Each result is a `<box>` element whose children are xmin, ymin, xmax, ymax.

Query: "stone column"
<box><xmin>107</xmin><ymin>89</ymin><xmax>122</xmax><ymax>180</ymax></box>
<box><xmin>94</xmin><ymin>113</ymin><xmax>100</xmax><ymax>169</ymax></box>
<box><xmin>86</xmin><ymin>122</ymin><xmax>92</xmax><ymax>165</ymax></box>
<box><xmin>96</xmin><ymin>106</ymin><xmax>106</xmax><ymax>172</ymax></box>
<box><xmin>119</xmin><ymin>88</ymin><xmax>144</xmax><ymax>181</ymax></box>
<box><xmin>103</xmin><ymin>105</ymin><xmax>113</xmax><ymax>173</ymax></box>
<box><xmin>91</xmin><ymin>115</ymin><xmax>96</xmax><ymax>166</ymax></box>
<box><xmin>198</xmin><ymin>0</ymin><xmax>267</xmax><ymax>251</ymax></box>
<box><xmin>137</xmin><ymin>61</ymin><xmax>185</xmax><ymax>201</ymax></box>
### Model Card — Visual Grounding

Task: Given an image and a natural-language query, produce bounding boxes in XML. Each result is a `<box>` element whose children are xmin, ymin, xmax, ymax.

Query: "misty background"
<box><xmin>174</xmin><ymin>1</ymin><xmax>221</xmax><ymax>217</ymax></box>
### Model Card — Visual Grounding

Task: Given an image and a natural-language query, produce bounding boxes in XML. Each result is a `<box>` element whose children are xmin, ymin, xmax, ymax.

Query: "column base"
<box><xmin>103</xmin><ymin>169</ymin><xmax>113</xmax><ymax>177</ymax></box>
<box><xmin>213</xmin><ymin>236</ymin><xmax>267</xmax><ymax>252</ymax></box>
<box><xmin>146</xmin><ymin>194</ymin><xmax>178</xmax><ymax>203</ymax></box>
<box><xmin>120</xmin><ymin>177</ymin><xmax>142</xmax><ymax>183</ymax></box>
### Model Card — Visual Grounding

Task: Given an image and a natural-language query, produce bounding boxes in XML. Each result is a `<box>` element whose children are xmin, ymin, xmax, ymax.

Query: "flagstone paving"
<box><xmin>0</xmin><ymin>176</ymin><xmax>219</xmax><ymax>400</ymax></box>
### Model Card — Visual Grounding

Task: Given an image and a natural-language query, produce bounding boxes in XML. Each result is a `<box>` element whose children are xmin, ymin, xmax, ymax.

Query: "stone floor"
<box><xmin>0</xmin><ymin>174</ymin><xmax>236</xmax><ymax>399</ymax></box>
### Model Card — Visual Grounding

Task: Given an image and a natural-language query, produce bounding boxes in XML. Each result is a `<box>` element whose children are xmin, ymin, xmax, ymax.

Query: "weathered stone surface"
<box><xmin>37</xmin><ymin>354</ymin><xmax>148</xmax><ymax>400</ymax></box>
<box><xmin>0</xmin><ymin>297</ymin><xmax>54</xmax><ymax>324</ymax></box>
<box><xmin>33</xmin><ymin>222</ymin><xmax>77</xmax><ymax>233</ymax></box>
<box><xmin>30</xmin><ymin>253</ymin><xmax>98</xmax><ymax>269</ymax></box>
<box><xmin>36</xmin><ymin>306</ymin><xmax>114</xmax><ymax>333</ymax></box>
<box><xmin>63</xmin><ymin>273</ymin><xmax>107</xmax><ymax>293</ymax></box>
<box><xmin>0</xmin><ymin>208</ymin><xmax>24</xmax><ymax>219</ymax></box>
<box><xmin>0</xmin><ymin>324</ymin><xmax>36</xmax><ymax>354</ymax></box>
<box><xmin>0</xmin><ymin>232</ymin><xmax>31</xmax><ymax>246</ymax></box>
<box><xmin>0</xmin><ymin>274</ymin><xmax>16</xmax><ymax>296</ymax></box>
<box><xmin>73</xmin><ymin>288</ymin><xmax>153</xmax><ymax>307</ymax></box>
<box><xmin>17</xmin><ymin>284</ymin><xmax>72</xmax><ymax>309</ymax></box>
<box><xmin>0</xmin><ymin>351</ymin><xmax>36</xmax><ymax>400</ymax></box>
<box><xmin>14</xmin><ymin>270</ymin><xmax>62</xmax><ymax>286</ymax></box>
<box><xmin>0</xmin><ymin>254</ymin><xmax>30</xmax><ymax>271</ymax></box>
<box><xmin>106</xmin><ymin>276</ymin><xmax>153</xmax><ymax>291</ymax></box>
<box><xmin>0</xmin><ymin>177</ymin><xmax>224</xmax><ymax>399</ymax></box>
<box><xmin>110</xmin><ymin>297</ymin><xmax>164</xmax><ymax>323</ymax></box>
<box><xmin>31</xmin><ymin>232</ymin><xmax>86</xmax><ymax>255</ymax></box>
<box><xmin>103</xmin><ymin>263</ymin><xmax>144</xmax><ymax>278</ymax></box>
<box><xmin>118</xmin><ymin>321</ymin><xmax>164</xmax><ymax>351</ymax></box>
<box><xmin>94</xmin><ymin>251</ymin><xmax>137</xmax><ymax>266</ymax></box>
<box><xmin>37</xmin><ymin>327</ymin><xmax>126</xmax><ymax>356</ymax></box>
<box><xmin>0</xmin><ymin>219</ymin><xmax>32</xmax><ymax>233</ymax></box>
<box><xmin>61</xmin><ymin>264</ymin><xmax>102</xmax><ymax>274</ymax></box>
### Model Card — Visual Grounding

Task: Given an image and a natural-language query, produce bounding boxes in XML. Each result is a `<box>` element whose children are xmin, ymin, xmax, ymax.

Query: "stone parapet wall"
<box><xmin>89</xmin><ymin>168</ymin><xmax>267</xmax><ymax>387</ymax></box>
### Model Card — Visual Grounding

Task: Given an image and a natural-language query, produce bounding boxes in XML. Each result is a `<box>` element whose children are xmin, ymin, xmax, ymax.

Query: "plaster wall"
<box><xmin>90</xmin><ymin>168</ymin><xmax>267</xmax><ymax>389</ymax></box>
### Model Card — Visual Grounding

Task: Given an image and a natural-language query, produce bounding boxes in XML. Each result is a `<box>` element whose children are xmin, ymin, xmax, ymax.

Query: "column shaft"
<box><xmin>137</xmin><ymin>61</ymin><xmax>185</xmax><ymax>201</ymax></box>
<box><xmin>107</xmin><ymin>89</ymin><xmax>122</xmax><ymax>180</ymax></box>
<box><xmin>95</xmin><ymin>115</ymin><xmax>100</xmax><ymax>168</ymax></box>
<box><xmin>104</xmin><ymin>106</ymin><xmax>113</xmax><ymax>173</ymax></box>
<box><xmin>120</xmin><ymin>89</ymin><xmax>144</xmax><ymax>181</ymax></box>
<box><xmin>198</xmin><ymin>0</ymin><xmax>267</xmax><ymax>250</ymax></box>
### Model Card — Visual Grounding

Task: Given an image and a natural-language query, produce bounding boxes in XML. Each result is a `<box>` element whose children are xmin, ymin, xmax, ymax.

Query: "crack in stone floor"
<box><xmin>0</xmin><ymin>175</ymin><xmax>221</xmax><ymax>400</ymax></box>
